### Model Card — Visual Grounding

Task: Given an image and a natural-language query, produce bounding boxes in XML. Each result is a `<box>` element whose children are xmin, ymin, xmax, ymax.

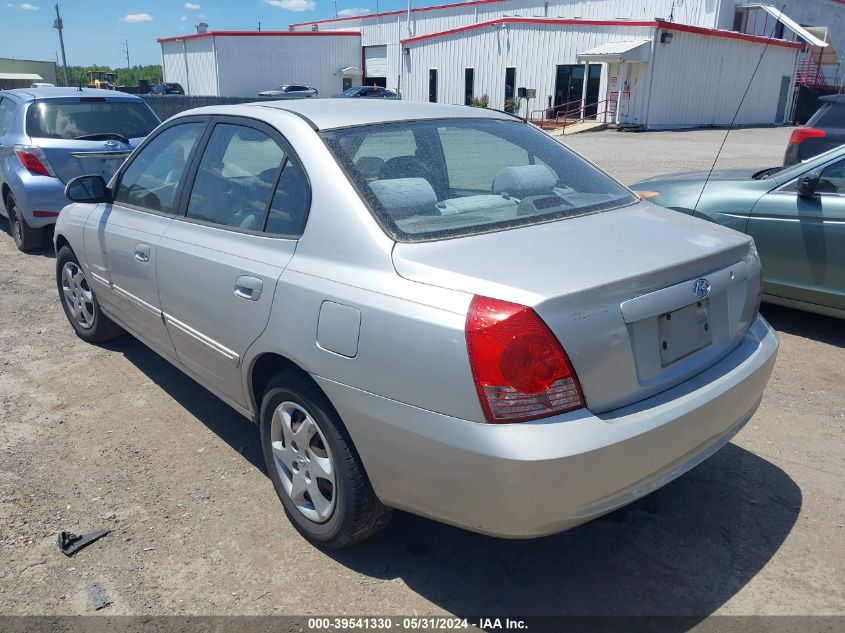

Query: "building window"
<box><xmin>429</xmin><ymin>69</ymin><xmax>438</xmax><ymax>103</ymax></box>
<box><xmin>505</xmin><ymin>67</ymin><xmax>516</xmax><ymax>102</ymax></box>
<box><xmin>464</xmin><ymin>68</ymin><xmax>474</xmax><ymax>105</ymax></box>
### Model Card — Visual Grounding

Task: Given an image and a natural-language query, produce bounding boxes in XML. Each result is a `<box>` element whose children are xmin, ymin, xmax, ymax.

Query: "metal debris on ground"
<box><xmin>57</xmin><ymin>529</ymin><xmax>109</xmax><ymax>556</ymax></box>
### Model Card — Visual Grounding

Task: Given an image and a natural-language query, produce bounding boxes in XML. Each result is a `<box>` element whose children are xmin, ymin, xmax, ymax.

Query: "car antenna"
<box><xmin>692</xmin><ymin>4</ymin><xmax>786</xmax><ymax>214</ymax></box>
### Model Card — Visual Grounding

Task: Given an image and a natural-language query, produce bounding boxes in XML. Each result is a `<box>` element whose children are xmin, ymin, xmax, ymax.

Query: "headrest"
<box><xmin>491</xmin><ymin>164</ymin><xmax>557</xmax><ymax>198</ymax></box>
<box><xmin>355</xmin><ymin>156</ymin><xmax>385</xmax><ymax>180</ymax></box>
<box><xmin>369</xmin><ymin>178</ymin><xmax>437</xmax><ymax>219</ymax></box>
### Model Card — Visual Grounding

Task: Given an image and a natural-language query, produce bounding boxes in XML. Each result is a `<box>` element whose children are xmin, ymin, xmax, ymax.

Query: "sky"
<box><xmin>0</xmin><ymin>0</ymin><xmax>437</xmax><ymax>68</ymax></box>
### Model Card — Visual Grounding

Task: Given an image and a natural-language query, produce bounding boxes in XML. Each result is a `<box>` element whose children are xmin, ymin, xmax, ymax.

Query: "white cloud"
<box><xmin>122</xmin><ymin>13</ymin><xmax>153</xmax><ymax>23</ymax></box>
<box><xmin>338</xmin><ymin>7</ymin><xmax>369</xmax><ymax>17</ymax></box>
<box><xmin>263</xmin><ymin>0</ymin><xmax>315</xmax><ymax>12</ymax></box>
<box><xmin>180</xmin><ymin>15</ymin><xmax>187</xmax><ymax>21</ymax></box>
<box><xmin>184</xmin><ymin>2</ymin><xmax>200</xmax><ymax>9</ymax></box>
<box><xmin>19</xmin><ymin>3</ymin><xmax>39</xmax><ymax>10</ymax></box>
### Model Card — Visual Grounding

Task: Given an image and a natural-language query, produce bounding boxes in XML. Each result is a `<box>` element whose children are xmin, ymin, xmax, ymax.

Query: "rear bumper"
<box><xmin>315</xmin><ymin>316</ymin><xmax>778</xmax><ymax>538</ymax></box>
<box><xmin>4</xmin><ymin>167</ymin><xmax>66</xmax><ymax>228</ymax></box>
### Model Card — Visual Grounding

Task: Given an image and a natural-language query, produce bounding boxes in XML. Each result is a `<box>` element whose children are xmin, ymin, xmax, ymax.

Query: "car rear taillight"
<box><xmin>465</xmin><ymin>295</ymin><xmax>585</xmax><ymax>423</ymax></box>
<box><xmin>14</xmin><ymin>145</ymin><xmax>54</xmax><ymax>177</ymax></box>
<box><xmin>788</xmin><ymin>127</ymin><xmax>825</xmax><ymax>145</ymax></box>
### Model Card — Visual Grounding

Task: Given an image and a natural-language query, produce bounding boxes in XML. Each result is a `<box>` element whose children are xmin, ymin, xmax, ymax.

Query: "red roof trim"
<box><xmin>289</xmin><ymin>0</ymin><xmax>505</xmax><ymax>28</ymax></box>
<box><xmin>400</xmin><ymin>17</ymin><xmax>804</xmax><ymax>49</ymax></box>
<box><xmin>157</xmin><ymin>30</ymin><xmax>361</xmax><ymax>43</ymax></box>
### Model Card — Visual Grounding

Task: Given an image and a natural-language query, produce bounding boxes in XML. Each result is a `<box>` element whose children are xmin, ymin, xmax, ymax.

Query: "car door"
<box><xmin>747</xmin><ymin>155</ymin><xmax>845</xmax><ymax>312</ymax></box>
<box><xmin>83</xmin><ymin>118</ymin><xmax>207</xmax><ymax>359</ymax></box>
<box><xmin>156</xmin><ymin>117</ymin><xmax>309</xmax><ymax>408</ymax></box>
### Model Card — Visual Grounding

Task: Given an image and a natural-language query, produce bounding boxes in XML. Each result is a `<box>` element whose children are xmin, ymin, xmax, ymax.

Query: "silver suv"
<box><xmin>54</xmin><ymin>101</ymin><xmax>778</xmax><ymax>548</ymax></box>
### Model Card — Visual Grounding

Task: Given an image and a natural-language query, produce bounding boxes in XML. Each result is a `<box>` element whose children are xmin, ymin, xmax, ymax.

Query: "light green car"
<box><xmin>633</xmin><ymin>145</ymin><xmax>845</xmax><ymax>319</ymax></box>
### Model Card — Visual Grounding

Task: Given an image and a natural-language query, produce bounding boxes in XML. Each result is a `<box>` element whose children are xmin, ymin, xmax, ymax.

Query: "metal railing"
<box><xmin>530</xmin><ymin>98</ymin><xmax>612</xmax><ymax>130</ymax></box>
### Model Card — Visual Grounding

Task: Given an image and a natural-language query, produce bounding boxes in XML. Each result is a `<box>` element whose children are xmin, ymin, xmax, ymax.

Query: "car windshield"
<box><xmin>342</xmin><ymin>88</ymin><xmax>363</xmax><ymax>96</ymax></box>
<box><xmin>26</xmin><ymin>100</ymin><xmax>159</xmax><ymax>140</ymax></box>
<box><xmin>321</xmin><ymin>118</ymin><xmax>636</xmax><ymax>241</ymax></box>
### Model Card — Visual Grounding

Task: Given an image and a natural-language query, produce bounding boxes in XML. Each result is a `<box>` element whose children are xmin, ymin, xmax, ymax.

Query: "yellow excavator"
<box><xmin>86</xmin><ymin>71</ymin><xmax>117</xmax><ymax>90</ymax></box>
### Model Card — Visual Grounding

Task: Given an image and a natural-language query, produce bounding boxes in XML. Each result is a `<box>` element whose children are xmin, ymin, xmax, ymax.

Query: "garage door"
<box><xmin>364</xmin><ymin>46</ymin><xmax>388</xmax><ymax>79</ymax></box>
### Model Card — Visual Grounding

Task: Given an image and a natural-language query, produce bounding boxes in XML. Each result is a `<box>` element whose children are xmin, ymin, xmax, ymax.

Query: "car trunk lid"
<box><xmin>392</xmin><ymin>202</ymin><xmax>761</xmax><ymax>413</ymax></box>
<box><xmin>36</xmin><ymin>137</ymin><xmax>140</xmax><ymax>183</ymax></box>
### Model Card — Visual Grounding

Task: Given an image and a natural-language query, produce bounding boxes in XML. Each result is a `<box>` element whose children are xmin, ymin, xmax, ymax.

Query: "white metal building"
<box><xmin>399</xmin><ymin>18</ymin><xmax>802</xmax><ymax>128</ymax></box>
<box><xmin>289</xmin><ymin>0</ymin><xmax>842</xmax><ymax>92</ymax></box>
<box><xmin>159</xmin><ymin>0</ymin><xmax>841</xmax><ymax>129</ymax></box>
<box><xmin>158</xmin><ymin>30</ymin><xmax>363</xmax><ymax>97</ymax></box>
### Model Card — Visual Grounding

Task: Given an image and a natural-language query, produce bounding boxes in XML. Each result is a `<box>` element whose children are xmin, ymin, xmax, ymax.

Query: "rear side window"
<box><xmin>25</xmin><ymin>100</ymin><xmax>159</xmax><ymax>140</ymax></box>
<box><xmin>114</xmin><ymin>122</ymin><xmax>204</xmax><ymax>213</ymax></box>
<box><xmin>266</xmin><ymin>161</ymin><xmax>309</xmax><ymax>236</ymax></box>
<box><xmin>817</xmin><ymin>104</ymin><xmax>845</xmax><ymax>128</ymax></box>
<box><xmin>186</xmin><ymin>124</ymin><xmax>284</xmax><ymax>231</ymax></box>
<box><xmin>321</xmin><ymin>118</ymin><xmax>636</xmax><ymax>241</ymax></box>
<box><xmin>0</xmin><ymin>97</ymin><xmax>16</xmax><ymax>136</ymax></box>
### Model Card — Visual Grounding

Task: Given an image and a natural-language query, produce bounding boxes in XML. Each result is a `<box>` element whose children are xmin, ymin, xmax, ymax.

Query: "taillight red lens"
<box><xmin>14</xmin><ymin>146</ymin><xmax>52</xmax><ymax>177</ymax></box>
<box><xmin>788</xmin><ymin>127</ymin><xmax>826</xmax><ymax>145</ymax></box>
<box><xmin>465</xmin><ymin>295</ymin><xmax>585</xmax><ymax>423</ymax></box>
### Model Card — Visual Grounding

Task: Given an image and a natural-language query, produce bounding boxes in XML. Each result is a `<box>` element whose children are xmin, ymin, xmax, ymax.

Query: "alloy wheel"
<box><xmin>61</xmin><ymin>261</ymin><xmax>95</xmax><ymax>330</ymax></box>
<box><xmin>270</xmin><ymin>401</ymin><xmax>337</xmax><ymax>523</ymax></box>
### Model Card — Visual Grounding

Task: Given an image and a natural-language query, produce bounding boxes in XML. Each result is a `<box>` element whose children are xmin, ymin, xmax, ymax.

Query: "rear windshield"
<box><xmin>320</xmin><ymin>119</ymin><xmax>636</xmax><ymax>241</ymax></box>
<box><xmin>26</xmin><ymin>100</ymin><xmax>159</xmax><ymax>140</ymax></box>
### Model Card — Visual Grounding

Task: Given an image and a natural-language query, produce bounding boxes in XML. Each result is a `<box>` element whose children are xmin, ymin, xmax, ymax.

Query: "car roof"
<box><xmin>0</xmin><ymin>87</ymin><xmax>144</xmax><ymax>101</ymax></box>
<box><xmin>175</xmin><ymin>99</ymin><xmax>516</xmax><ymax>130</ymax></box>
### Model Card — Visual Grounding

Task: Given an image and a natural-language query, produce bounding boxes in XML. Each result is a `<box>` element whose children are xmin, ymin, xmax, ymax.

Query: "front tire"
<box><xmin>260</xmin><ymin>370</ymin><xmax>391</xmax><ymax>548</ymax></box>
<box><xmin>56</xmin><ymin>245</ymin><xmax>124</xmax><ymax>343</ymax></box>
<box><xmin>6</xmin><ymin>193</ymin><xmax>46</xmax><ymax>253</ymax></box>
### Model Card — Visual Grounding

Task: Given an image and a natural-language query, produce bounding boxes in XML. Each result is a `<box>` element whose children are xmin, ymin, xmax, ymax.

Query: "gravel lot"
<box><xmin>1</xmin><ymin>126</ymin><xmax>842</xmax><ymax>619</ymax></box>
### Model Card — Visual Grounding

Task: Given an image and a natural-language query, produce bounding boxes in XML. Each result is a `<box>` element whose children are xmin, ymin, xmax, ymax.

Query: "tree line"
<box><xmin>56</xmin><ymin>64</ymin><xmax>163</xmax><ymax>88</ymax></box>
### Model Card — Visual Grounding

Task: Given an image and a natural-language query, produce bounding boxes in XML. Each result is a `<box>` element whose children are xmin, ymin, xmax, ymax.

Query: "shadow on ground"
<box><xmin>761</xmin><ymin>303</ymin><xmax>844</xmax><ymax>347</ymax></box>
<box><xmin>111</xmin><ymin>326</ymin><xmax>801</xmax><ymax>624</ymax></box>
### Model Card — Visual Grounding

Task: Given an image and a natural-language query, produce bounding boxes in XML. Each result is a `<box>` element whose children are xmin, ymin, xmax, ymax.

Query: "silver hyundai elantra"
<box><xmin>54</xmin><ymin>100</ymin><xmax>778</xmax><ymax>548</ymax></box>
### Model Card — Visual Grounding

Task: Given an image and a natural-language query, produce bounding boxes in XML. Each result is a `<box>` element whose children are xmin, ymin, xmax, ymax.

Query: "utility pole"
<box><xmin>53</xmin><ymin>3</ymin><xmax>69</xmax><ymax>86</ymax></box>
<box><xmin>121</xmin><ymin>39</ymin><xmax>130</xmax><ymax>70</ymax></box>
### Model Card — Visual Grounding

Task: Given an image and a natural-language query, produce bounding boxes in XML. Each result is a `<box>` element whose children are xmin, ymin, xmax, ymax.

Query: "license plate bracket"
<box><xmin>658</xmin><ymin>299</ymin><xmax>712</xmax><ymax>366</ymax></box>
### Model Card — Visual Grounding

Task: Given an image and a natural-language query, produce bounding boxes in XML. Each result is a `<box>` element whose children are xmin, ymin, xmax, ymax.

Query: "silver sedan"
<box><xmin>54</xmin><ymin>101</ymin><xmax>778</xmax><ymax>548</ymax></box>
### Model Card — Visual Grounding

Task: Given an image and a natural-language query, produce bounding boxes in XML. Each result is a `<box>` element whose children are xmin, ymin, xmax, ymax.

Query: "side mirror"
<box><xmin>65</xmin><ymin>175</ymin><xmax>111</xmax><ymax>204</ymax></box>
<box><xmin>796</xmin><ymin>171</ymin><xmax>821</xmax><ymax>199</ymax></box>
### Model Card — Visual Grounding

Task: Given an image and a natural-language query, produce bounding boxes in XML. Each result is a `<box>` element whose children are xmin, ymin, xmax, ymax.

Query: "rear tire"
<box><xmin>56</xmin><ymin>245</ymin><xmax>124</xmax><ymax>343</ymax></box>
<box><xmin>260</xmin><ymin>370</ymin><xmax>391</xmax><ymax>549</ymax></box>
<box><xmin>6</xmin><ymin>193</ymin><xmax>46</xmax><ymax>253</ymax></box>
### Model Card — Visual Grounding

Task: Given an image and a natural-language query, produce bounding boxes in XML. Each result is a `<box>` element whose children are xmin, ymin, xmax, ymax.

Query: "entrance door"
<box><xmin>554</xmin><ymin>65</ymin><xmax>584</xmax><ymax>115</ymax></box>
<box><xmin>554</xmin><ymin>65</ymin><xmax>601</xmax><ymax>117</ymax></box>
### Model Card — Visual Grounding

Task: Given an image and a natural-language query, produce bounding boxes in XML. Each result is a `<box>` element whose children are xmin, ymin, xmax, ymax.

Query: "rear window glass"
<box><xmin>25</xmin><ymin>100</ymin><xmax>159</xmax><ymax>140</ymax></box>
<box><xmin>320</xmin><ymin>119</ymin><xmax>636</xmax><ymax>241</ymax></box>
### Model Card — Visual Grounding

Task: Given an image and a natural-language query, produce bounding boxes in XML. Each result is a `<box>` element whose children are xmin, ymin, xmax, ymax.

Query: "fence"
<box><xmin>140</xmin><ymin>95</ymin><xmax>280</xmax><ymax>121</ymax></box>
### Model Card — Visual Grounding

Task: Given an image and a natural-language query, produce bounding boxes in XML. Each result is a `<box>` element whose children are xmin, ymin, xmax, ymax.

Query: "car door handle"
<box><xmin>234</xmin><ymin>276</ymin><xmax>263</xmax><ymax>301</ymax></box>
<box><xmin>134</xmin><ymin>243</ymin><xmax>150</xmax><ymax>262</ymax></box>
